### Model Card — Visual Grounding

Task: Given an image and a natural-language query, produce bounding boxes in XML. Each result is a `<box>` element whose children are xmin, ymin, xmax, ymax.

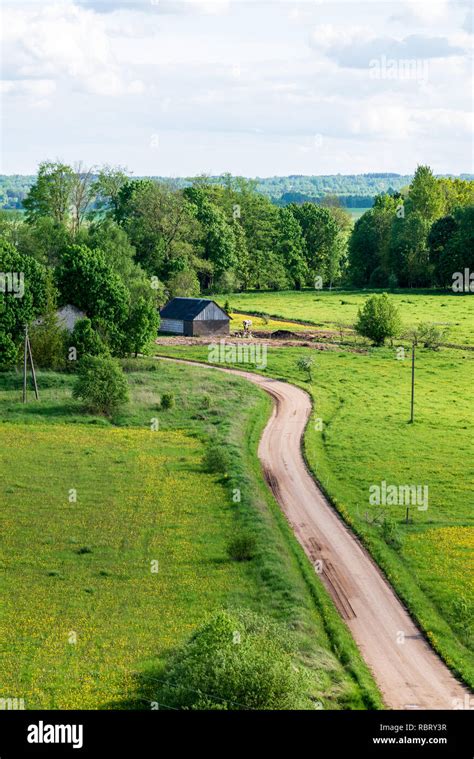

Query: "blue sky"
<box><xmin>1</xmin><ymin>0</ymin><xmax>472</xmax><ymax>175</ymax></box>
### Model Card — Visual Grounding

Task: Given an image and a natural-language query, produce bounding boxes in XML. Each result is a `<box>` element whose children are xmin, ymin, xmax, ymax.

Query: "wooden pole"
<box><xmin>22</xmin><ymin>324</ymin><xmax>28</xmax><ymax>403</ymax></box>
<box><xmin>27</xmin><ymin>334</ymin><xmax>39</xmax><ymax>400</ymax></box>
<box><xmin>410</xmin><ymin>341</ymin><xmax>415</xmax><ymax>423</ymax></box>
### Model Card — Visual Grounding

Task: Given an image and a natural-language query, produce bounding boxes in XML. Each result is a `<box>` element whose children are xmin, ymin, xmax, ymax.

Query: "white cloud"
<box><xmin>1</xmin><ymin>3</ymin><xmax>145</xmax><ymax>97</ymax></box>
<box><xmin>0</xmin><ymin>0</ymin><xmax>472</xmax><ymax>174</ymax></box>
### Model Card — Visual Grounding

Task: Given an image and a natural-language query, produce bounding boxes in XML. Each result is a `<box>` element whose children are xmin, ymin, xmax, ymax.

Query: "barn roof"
<box><xmin>159</xmin><ymin>297</ymin><xmax>229</xmax><ymax>321</ymax></box>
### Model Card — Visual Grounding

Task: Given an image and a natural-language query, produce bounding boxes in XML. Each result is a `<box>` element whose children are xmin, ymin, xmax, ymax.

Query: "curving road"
<box><xmin>158</xmin><ymin>356</ymin><xmax>470</xmax><ymax>709</ymax></box>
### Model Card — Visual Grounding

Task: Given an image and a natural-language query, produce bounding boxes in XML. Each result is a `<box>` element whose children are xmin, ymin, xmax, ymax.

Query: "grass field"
<box><xmin>0</xmin><ymin>363</ymin><xmax>381</xmax><ymax>710</ymax></box>
<box><xmin>216</xmin><ymin>289</ymin><xmax>474</xmax><ymax>346</ymax></box>
<box><xmin>154</xmin><ymin>311</ymin><xmax>474</xmax><ymax>689</ymax></box>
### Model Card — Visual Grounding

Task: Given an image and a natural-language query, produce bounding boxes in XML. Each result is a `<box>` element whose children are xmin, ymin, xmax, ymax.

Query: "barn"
<box><xmin>159</xmin><ymin>297</ymin><xmax>230</xmax><ymax>336</ymax></box>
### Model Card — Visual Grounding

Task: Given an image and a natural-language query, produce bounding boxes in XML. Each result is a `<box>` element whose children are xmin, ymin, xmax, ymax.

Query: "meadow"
<box><xmin>0</xmin><ymin>363</ymin><xmax>380</xmax><ymax>710</ymax></box>
<box><xmin>154</xmin><ymin>296</ymin><xmax>474</xmax><ymax>689</ymax></box>
<box><xmin>216</xmin><ymin>289</ymin><xmax>474</xmax><ymax>346</ymax></box>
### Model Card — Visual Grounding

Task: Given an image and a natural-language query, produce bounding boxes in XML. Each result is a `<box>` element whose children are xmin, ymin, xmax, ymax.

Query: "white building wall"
<box><xmin>160</xmin><ymin>318</ymin><xmax>184</xmax><ymax>334</ymax></box>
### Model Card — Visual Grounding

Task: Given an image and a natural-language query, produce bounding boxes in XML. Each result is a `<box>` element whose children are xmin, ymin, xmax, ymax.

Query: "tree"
<box><xmin>167</xmin><ymin>269</ymin><xmax>200</xmax><ymax>298</ymax></box>
<box><xmin>116</xmin><ymin>180</ymin><xmax>200</xmax><ymax>278</ymax></box>
<box><xmin>390</xmin><ymin>211</ymin><xmax>432</xmax><ymax>287</ymax></box>
<box><xmin>288</xmin><ymin>203</ymin><xmax>340</xmax><ymax>286</ymax></box>
<box><xmin>277</xmin><ymin>208</ymin><xmax>307</xmax><ymax>289</ymax></box>
<box><xmin>72</xmin><ymin>355</ymin><xmax>129</xmax><ymax>415</ymax></box>
<box><xmin>185</xmin><ymin>186</ymin><xmax>237</xmax><ymax>286</ymax></box>
<box><xmin>70</xmin><ymin>318</ymin><xmax>109</xmax><ymax>364</ymax></box>
<box><xmin>408</xmin><ymin>165</ymin><xmax>445</xmax><ymax>223</ymax></box>
<box><xmin>23</xmin><ymin>161</ymin><xmax>75</xmax><ymax>225</ymax></box>
<box><xmin>28</xmin><ymin>274</ymin><xmax>67</xmax><ymax>370</ymax></box>
<box><xmin>437</xmin><ymin>206</ymin><xmax>474</xmax><ymax>288</ymax></box>
<box><xmin>56</xmin><ymin>244</ymin><xmax>129</xmax><ymax>349</ymax></box>
<box><xmin>94</xmin><ymin>165</ymin><xmax>129</xmax><ymax>215</ymax></box>
<box><xmin>122</xmin><ymin>296</ymin><xmax>159</xmax><ymax>356</ymax></box>
<box><xmin>296</xmin><ymin>355</ymin><xmax>315</xmax><ymax>381</ymax></box>
<box><xmin>70</xmin><ymin>163</ymin><xmax>97</xmax><ymax>234</ymax></box>
<box><xmin>348</xmin><ymin>195</ymin><xmax>398</xmax><ymax>286</ymax></box>
<box><xmin>427</xmin><ymin>215</ymin><xmax>458</xmax><ymax>286</ymax></box>
<box><xmin>0</xmin><ymin>238</ymin><xmax>48</xmax><ymax>366</ymax></box>
<box><xmin>354</xmin><ymin>293</ymin><xmax>401</xmax><ymax>346</ymax></box>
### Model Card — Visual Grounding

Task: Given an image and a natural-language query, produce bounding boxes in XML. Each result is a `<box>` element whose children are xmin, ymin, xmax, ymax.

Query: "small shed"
<box><xmin>159</xmin><ymin>297</ymin><xmax>230</xmax><ymax>336</ymax></box>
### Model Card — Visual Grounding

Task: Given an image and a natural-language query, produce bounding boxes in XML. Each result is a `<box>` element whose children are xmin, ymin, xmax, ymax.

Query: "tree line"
<box><xmin>0</xmin><ymin>161</ymin><xmax>472</xmax><ymax>370</ymax></box>
<box><xmin>348</xmin><ymin>166</ymin><xmax>474</xmax><ymax>288</ymax></box>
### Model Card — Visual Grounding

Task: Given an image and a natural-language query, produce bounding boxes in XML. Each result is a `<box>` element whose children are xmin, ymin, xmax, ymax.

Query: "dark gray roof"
<box><xmin>159</xmin><ymin>297</ymin><xmax>229</xmax><ymax>321</ymax></box>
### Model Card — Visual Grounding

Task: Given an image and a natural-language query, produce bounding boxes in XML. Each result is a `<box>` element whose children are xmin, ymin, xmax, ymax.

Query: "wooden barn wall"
<box><xmin>194</xmin><ymin>302</ymin><xmax>228</xmax><ymax>321</ymax></box>
<box><xmin>160</xmin><ymin>318</ymin><xmax>184</xmax><ymax>334</ymax></box>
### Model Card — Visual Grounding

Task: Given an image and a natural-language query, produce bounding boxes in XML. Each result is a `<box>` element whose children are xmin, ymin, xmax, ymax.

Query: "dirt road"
<box><xmin>158</xmin><ymin>356</ymin><xmax>470</xmax><ymax>709</ymax></box>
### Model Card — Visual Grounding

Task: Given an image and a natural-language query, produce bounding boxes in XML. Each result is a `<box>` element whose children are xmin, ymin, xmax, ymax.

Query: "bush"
<box><xmin>72</xmin><ymin>355</ymin><xmax>129</xmax><ymax>415</ymax></box>
<box><xmin>227</xmin><ymin>533</ymin><xmax>257</xmax><ymax>561</ymax></box>
<box><xmin>204</xmin><ymin>444</ymin><xmax>230</xmax><ymax>474</ymax></box>
<box><xmin>354</xmin><ymin>293</ymin><xmax>401</xmax><ymax>346</ymax></box>
<box><xmin>151</xmin><ymin>609</ymin><xmax>311</xmax><ymax>710</ymax></box>
<box><xmin>296</xmin><ymin>355</ymin><xmax>315</xmax><ymax>382</ymax></box>
<box><xmin>29</xmin><ymin>313</ymin><xmax>67</xmax><ymax>371</ymax></box>
<box><xmin>0</xmin><ymin>332</ymin><xmax>18</xmax><ymax>370</ymax></box>
<box><xmin>414</xmin><ymin>322</ymin><xmax>448</xmax><ymax>350</ymax></box>
<box><xmin>380</xmin><ymin>518</ymin><xmax>402</xmax><ymax>551</ymax></box>
<box><xmin>70</xmin><ymin>318</ymin><xmax>109</xmax><ymax>366</ymax></box>
<box><xmin>160</xmin><ymin>392</ymin><xmax>175</xmax><ymax>410</ymax></box>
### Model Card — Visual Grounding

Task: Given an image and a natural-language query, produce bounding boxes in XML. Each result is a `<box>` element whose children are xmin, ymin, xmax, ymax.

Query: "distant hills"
<box><xmin>1</xmin><ymin>172</ymin><xmax>473</xmax><ymax>212</ymax></box>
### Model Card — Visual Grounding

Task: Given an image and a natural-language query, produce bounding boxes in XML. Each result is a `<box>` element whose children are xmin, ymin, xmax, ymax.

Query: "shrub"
<box><xmin>151</xmin><ymin>609</ymin><xmax>311</xmax><ymax>710</ymax></box>
<box><xmin>380</xmin><ymin>518</ymin><xmax>402</xmax><ymax>551</ymax></box>
<box><xmin>354</xmin><ymin>293</ymin><xmax>401</xmax><ymax>346</ymax></box>
<box><xmin>160</xmin><ymin>392</ymin><xmax>175</xmax><ymax>410</ymax></box>
<box><xmin>29</xmin><ymin>314</ymin><xmax>67</xmax><ymax>371</ymax></box>
<box><xmin>414</xmin><ymin>322</ymin><xmax>448</xmax><ymax>350</ymax></box>
<box><xmin>72</xmin><ymin>355</ymin><xmax>129</xmax><ymax>415</ymax></box>
<box><xmin>0</xmin><ymin>332</ymin><xmax>18</xmax><ymax>370</ymax></box>
<box><xmin>28</xmin><ymin>281</ymin><xmax>68</xmax><ymax>370</ymax></box>
<box><xmin>296</xmin><ymin>355</ymin><xmax>315</xmax><ymax>382</ymax></box>
<box><xmin>204</xmin><ymin>444</ymin><xmax>230</xmax><ymax>474</ymax></box>
<box><xmin>70</xmin><ymin>318</ymin><xmax>109</xmax><ymax>365</ymax></box>
<box><xmin>227</xmin><ymin>533</ymin><xmax>257</xmax><ymax>561</ymax></box>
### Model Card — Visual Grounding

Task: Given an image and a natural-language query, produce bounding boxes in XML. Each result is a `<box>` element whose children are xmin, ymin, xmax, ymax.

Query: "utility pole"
<box><xmin>23</xmin><ymin>325</ymin><xmax>28</xmax><ymax>403</ymax></box>
<box><xmin>410</xmin><ymin>340</ymin><xmax>415</xmax><ymax>423</ymax></box>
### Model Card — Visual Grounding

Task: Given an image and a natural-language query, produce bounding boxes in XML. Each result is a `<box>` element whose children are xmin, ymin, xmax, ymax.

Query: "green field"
<box><xmin>0</xmin><ymin>363</ymin><xmax>380</xmax><ymax>710</ymax></box>
<box><xmin>216</xmin><ymin>290</ymin><xmax>474</xmax><ymax>346</ymax></box>
<box><xmin>154</xmin><ymin>296</ymin><xmax>474</xmax><ymax>689</ymax></box>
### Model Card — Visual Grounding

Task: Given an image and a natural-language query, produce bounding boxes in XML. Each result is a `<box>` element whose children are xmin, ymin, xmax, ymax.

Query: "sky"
<box><xmin>0</xmin><ymin>0</ymin><xmax>472</xmax><ymax>176</ymax></box>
